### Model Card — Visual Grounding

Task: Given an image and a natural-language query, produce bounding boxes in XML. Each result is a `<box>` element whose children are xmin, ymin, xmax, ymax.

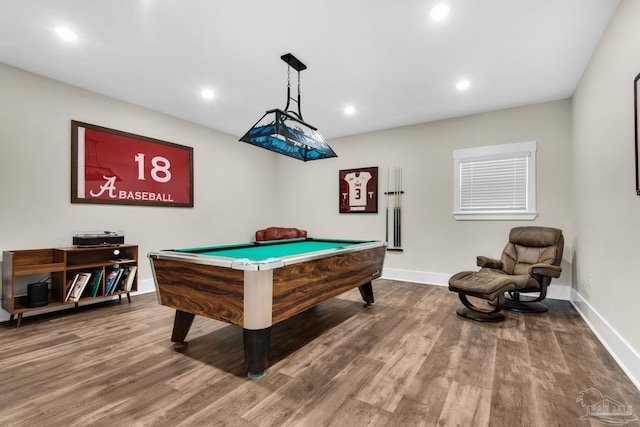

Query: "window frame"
<box><xmin>452</xmin><ymin>140</ymin><xmax>537</xmax><ymax>221</ymax></box>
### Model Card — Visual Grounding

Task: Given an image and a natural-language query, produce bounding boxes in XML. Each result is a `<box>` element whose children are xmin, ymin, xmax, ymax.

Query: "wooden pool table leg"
<box><xmin>358</xmin><ymin>281</ymin><xmax>375</xmax><ymax>306</ymax></box>
<box><xmin>171</xmin><ymin>310</ymin><xmax>195</xmax><ymax>343</ymax></box>
<box><xmin>243</xmin><ymin>327</ymin><xmax>271</xmax><ymax>379</ymax></box>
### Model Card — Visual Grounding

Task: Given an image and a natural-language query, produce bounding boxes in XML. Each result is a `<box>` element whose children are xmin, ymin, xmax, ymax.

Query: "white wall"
<box><xmin>275</xmin><ymin>100</ymin><xmax>574</xmax><ymax>292</ymax></box>
<box><xmin>571</xmin><ymin>0</ymin><xmax>640</xmax><ymax>378</ymax></box>
<box><xmin>0</xmin><ymin>63</ymin><xmax>279</xmax><ymax>303</ymax></box>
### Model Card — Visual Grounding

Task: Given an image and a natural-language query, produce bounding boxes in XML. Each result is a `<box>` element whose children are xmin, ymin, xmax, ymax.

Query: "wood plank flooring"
<box><xmin>1</xmin><ymin>279</ymin><xmax>639</xmax><ymax>426</ymax></box>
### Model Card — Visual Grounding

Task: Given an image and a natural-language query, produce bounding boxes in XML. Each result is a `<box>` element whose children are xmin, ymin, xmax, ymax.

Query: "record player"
<box><xmin>73</xmin><ymin>230</ymin><xmax>124</xmax><ymax>247</ymax></box>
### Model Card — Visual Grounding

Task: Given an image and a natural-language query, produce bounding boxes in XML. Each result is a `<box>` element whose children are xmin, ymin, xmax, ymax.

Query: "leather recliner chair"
<box><xmin>448</xmin><ymin>226</ymin><xmax>564</xmax><ymax>321</ymax></box>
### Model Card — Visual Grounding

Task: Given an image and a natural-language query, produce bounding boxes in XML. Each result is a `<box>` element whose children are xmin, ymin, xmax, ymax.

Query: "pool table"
<box><xmin>148</xmin><ymin>238</ymin><xmax>386</xmax><ymax>378</ymax></box>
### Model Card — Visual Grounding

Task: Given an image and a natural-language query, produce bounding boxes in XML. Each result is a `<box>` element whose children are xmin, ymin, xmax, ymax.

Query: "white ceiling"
<box><xmin>0</xmin><ymin>0</ymin><xmax>620</xmax><ymax>139</ymax></box>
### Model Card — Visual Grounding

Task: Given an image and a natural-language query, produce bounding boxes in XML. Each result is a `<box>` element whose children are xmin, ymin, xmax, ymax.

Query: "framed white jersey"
<box><xmin>339</xmin><ymin>166</ymin><xmax>378</xmax><ymax>213</ymax></box>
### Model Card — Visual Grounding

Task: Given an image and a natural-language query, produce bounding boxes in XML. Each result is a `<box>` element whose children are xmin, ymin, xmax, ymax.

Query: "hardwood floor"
<box><xmin>1</xmin><ymin>279</ymin><xmax>639</xmax><ymax>426</ymax></box>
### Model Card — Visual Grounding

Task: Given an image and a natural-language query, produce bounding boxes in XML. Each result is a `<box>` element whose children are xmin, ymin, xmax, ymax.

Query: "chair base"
<box><xmin>456</xmin><ymin>293</ymin><xmax>507</xmax><ymax>322</ymax></box>
<box><xmin>456</xmin><ymin>307</ymin><xmax>505</xmax><ymax>322</ymax></box>
<box><xmin>504</xmin><ymin>292</ymin><xmax>548</xmax><ymax>313</ymax></box>
<box><xmin>504</xmin><ymin>299</ymin><xmax>548</xmax><ymax>313</ymax></box>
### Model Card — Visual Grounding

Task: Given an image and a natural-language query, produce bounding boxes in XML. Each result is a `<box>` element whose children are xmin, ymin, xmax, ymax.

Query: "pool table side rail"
<box><xmin>149</xmin><ymin>257</ymin><xmax>246</xmax><ymax>326</ymax></box>
<box><xmin>271</xmin><ymin>245</ymin><xmax>386</xmax><ymax>323</ymax></box>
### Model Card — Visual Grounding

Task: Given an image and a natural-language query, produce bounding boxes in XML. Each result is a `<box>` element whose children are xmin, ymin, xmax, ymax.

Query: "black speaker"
<box><xmin>27</xmin><ymin>282</ymin><xmax>49</xmax><ymax>308</ymax></box>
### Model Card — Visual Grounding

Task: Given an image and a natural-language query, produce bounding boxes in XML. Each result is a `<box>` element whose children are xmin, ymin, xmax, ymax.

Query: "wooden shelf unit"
<box><xmin>2</xmin><ymin>245</ymin><xmax>138</xmax><ymax>327</ymax></box>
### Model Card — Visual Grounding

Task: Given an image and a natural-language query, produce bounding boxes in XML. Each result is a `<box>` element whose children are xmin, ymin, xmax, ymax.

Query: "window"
<box><xmin>453</xmin><ymin>141</ymin><xmax>537</xmax><ymax>220</ymax></box>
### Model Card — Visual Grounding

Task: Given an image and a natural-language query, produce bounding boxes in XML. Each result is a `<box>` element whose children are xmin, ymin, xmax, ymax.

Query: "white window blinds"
<box><xmin>460</xmin><ymin>155</ymin><xmax>528</xmax><ymax>211</ymax></box>
<box><xmin>453</xmin><ymin>141</ymin><xmax>537</xmax><ymax>220</ymax></box>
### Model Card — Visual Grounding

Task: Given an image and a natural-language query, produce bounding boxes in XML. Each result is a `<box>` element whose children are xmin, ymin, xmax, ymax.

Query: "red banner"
<box><xmin>72</xmin><ymin>121</ymin><xmax>193</xmax><ymax>207</ymax></box>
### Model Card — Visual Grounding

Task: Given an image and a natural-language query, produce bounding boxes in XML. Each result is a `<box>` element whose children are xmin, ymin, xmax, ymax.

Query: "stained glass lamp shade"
<box><xmin>239</xmin><ymin>53</ymin><xmax>337</xmax><ymax>161</ymax></box>
<box><xmin>240</xmin><ymin>108</ymin><xmax>336</xmax><ymax>161</ymax></box>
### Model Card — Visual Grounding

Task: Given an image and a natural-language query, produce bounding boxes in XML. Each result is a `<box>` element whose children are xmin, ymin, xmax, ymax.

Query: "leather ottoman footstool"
<box><xmin>448</xmin><ymin>271</ymin><xmax>516</xmax><ymax>322</ymax></box>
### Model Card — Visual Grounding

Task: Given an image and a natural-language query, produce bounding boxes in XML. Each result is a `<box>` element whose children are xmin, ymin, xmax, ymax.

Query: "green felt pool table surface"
<box><xmin>174</xmin><ymin>238</ymin><xmax>369</xmax><ymax>260</ymax></box>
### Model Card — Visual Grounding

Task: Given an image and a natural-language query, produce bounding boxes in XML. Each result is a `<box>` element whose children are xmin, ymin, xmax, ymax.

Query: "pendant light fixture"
<box><xmin>239</xmin><ymin>53</ymin><xmax>337</xmax><ymax>161</ymax></box>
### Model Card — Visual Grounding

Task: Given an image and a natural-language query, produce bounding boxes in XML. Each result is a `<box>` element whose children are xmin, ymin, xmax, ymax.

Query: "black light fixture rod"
<box><xmin>281</xmin><ymin>53</ymin><xmax>306</xmax><ymax>71</ymax></box>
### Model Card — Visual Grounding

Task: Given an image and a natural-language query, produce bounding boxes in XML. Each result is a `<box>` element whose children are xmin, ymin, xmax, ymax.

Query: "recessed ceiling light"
<box><xmin>456</xmin><ymin>80</ymin><xmax>471</xmax><ymax>90</ymax></box>
<box><xmin>55</xmin><ymin>26</ymin><xmax>77</xmax><ymax>41</ymax></box>
<box><xmin>201</xmin><ymin>89</ymin><xmax>214</xmax><ymax>100</ymax></box>
<box><xmin>430</xmin><ymin>4</ymin><xmax>450</xmax><ymax>21</ymax></box>
<box><xmin>344</xmin><ymin>105</ymin><xmax>356</xmax><ymax>115</ymax></box>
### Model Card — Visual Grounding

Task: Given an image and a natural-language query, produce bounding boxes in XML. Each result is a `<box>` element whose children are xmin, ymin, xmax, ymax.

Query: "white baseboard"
<box><xmin>570</xmin><ymin>288</ymin><xmax>640</xmax><ymax>391</ymax></box>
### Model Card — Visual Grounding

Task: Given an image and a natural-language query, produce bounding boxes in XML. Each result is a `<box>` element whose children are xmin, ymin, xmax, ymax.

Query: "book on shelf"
<box><xmin>123</xmin><ymin>266</ymin><xmax>137</xmax><ymax>291</ymax></box>
<box><xmin>104</xmin><ymin>268</ymin><xmax>118</xmax><ymax>295</ymax></box>
<box><xmin>68</xmin><ymin>272</ymin><xmax>92</xmax><ymax>302</ymax></box>
<box><xmin>105</xmin><ymin>267</ymin><xmax>123</xmax><ymax>295</ymax></box>
<box><xmin>117</xmin><ymin>267</ymin><xmax>127</xmax><ymax>293</ymax></box>
<box><xmin>82</xmin><ymin>269</ymin><xmax>103</xmax><ymax>298</ymax></box>
<box><xmin>111</xmin><ymin>267</ymin><xmax>127</xmax><ymax>294</ymax></box>
<box><xmin>111</xmin><ymin>268</ymin><xmax>125</xmax><ymax>294</ymax></box>
<box><xmin>64</xmin><ymin>274</ymin><xmax>79</xmax><ymax>302</ymax></box>
<box><xmin>115</xmin><ymin>267</ymin><xmax>129</xmax><ymax>293</ymax></box>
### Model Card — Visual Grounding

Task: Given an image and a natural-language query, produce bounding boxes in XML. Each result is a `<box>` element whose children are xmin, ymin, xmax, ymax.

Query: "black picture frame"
<box><xmin>635</xmin><ymin>73</ymin><xmax>640</xmax><ymax>196</ymax></box>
